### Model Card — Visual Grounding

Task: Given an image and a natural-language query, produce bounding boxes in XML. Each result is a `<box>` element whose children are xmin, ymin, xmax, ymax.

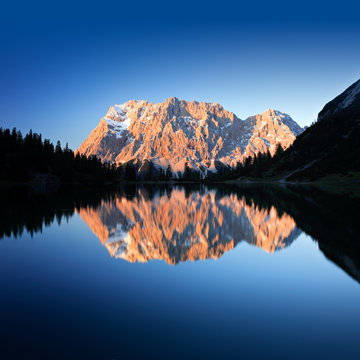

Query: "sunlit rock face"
<box><xmin>76</xmin><ymin>98</ymin><xmax>303</xmax><ymax>173</ymax></box>
<box><xmin>78</xmin><ymin>188</ymin><xmax>301</xmax><ymax>264</ymax></box>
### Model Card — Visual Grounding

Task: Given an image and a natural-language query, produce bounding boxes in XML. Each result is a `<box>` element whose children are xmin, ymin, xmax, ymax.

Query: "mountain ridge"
<box><xmin>76</xmin><ymin>98</ymin><xmax>303</xmax><ymax>174</ymax></box>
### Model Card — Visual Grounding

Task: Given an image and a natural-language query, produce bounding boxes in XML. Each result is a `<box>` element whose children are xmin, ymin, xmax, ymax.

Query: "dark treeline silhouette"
<box><xmin>0</xmin><ymin>128</ymin><xmax>119</xmax><ymax>184</ymax></box>
<box><xmin>204</xmin><ymin>144</ymin><xmax>285</xmax><ymax>181</ymax></box>
<box><xmin>120</xmin><ymin>146</ymin><xmax>285</xmax><ymax>182</ymax></box>
<box><xmin>2</xmin><ymin>115</ymin><xmax>359</xmax><ymax>185</ymax></box>
<box><xmin>115</xmin><ymin>160</ymin><xmax>202</xmax><ymax>182</ymax></box>
<box><xmin>0</xmin><ymin>127</ymin><xmax>205</xmax><ymax>184</ymax></box>
<box><xmin>0</xmin><ymin>186</ymin><xmax>121</xmax><ymax>239</ymax></box>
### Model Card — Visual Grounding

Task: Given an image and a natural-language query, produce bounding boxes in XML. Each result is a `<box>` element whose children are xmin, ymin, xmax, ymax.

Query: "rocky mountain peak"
<box><xmin>262</xmin><ymin>108</ymin><xmax>277</xmax><ymax>116</ymax></box>
<box><xmin>164</xmin><ymin>96</ymin><xmax>180</xmax><ymax>105</ymax></box>
<box><xmin>76</xmin><ymin>98</ymin><xmax>303</xmax><ymax>174</ymax></box>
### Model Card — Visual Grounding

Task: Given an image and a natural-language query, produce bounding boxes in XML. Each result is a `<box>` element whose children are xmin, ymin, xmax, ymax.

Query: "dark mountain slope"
<box><xmin>265</xmin><ymin>79</ymin><xmax>360</xmax><ymax>180</ymax></box>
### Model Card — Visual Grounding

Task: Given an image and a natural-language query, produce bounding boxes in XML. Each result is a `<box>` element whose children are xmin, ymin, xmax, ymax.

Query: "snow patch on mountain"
<box><xmin>336</xmin><ymin>81</ymin><xmax>360</xmax><ymax>111</ymax></box>
<box><xmin>103</xmin><ymin>105</ymin><xmax>132</xmax><ymax>138</ymax></box>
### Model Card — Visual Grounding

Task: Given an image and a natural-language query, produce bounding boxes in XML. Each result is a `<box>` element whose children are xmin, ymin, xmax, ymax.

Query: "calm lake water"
<box><xmin>0</xmin><ymin>185</ymin><xmax>359</xmax><ymax>359</ymax></box>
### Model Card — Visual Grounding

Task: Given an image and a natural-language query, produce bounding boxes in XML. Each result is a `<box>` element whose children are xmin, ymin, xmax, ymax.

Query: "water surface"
<box><xmin>0</xmin><ymin>185</ymin><xmax>359</xmax><ymax>359</ymax></box>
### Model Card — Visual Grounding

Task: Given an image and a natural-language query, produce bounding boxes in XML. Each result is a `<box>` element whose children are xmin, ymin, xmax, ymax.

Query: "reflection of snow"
<box><xmin>105</xmin><ymin>222</ymin><xmax>134</xmax><ymax>258</ymax></box>
<box><xmin>80</xmin><ymin>188</ymin><xmax>302</xmax><ymax>265</ymax></box>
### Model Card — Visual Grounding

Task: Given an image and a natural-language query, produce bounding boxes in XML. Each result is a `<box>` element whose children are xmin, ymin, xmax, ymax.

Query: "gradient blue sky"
<box><xmin>1</xmin><ymin>0</ymin><xmax>359</xmax><ymax>149</ymax></box>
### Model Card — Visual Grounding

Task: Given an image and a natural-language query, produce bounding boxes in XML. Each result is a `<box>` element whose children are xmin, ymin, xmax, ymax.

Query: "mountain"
<box><xmin>262</xmin><ymin>79</ymin><xmax>360</xmax><ymax>180</ymax></box>
<box><xmin>318</xmin><ymin>79</ymin><xmax>360</xmax><ymax>122</ymax></box>
<box><xmin>78</xmin><ymin>187</ymin><xmax>301</xmax><ymax>264</ymax></box>
<box><xmin>76</xmin><ymin>98</ymin><xmax>303</xmax><ymax>174</ymax></box>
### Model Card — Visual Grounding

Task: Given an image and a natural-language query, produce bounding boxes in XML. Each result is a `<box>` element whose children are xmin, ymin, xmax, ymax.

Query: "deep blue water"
<box><xmin>0</xmin><ymin>185</ymin><xmax>359</xmax><ymax>359</ymax></box>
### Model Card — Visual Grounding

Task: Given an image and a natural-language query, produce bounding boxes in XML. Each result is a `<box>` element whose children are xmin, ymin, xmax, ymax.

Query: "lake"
<box><xmin>0</xmin><ymin>184</ymin><xmax>359</xmax><ymax>359</ymax></box>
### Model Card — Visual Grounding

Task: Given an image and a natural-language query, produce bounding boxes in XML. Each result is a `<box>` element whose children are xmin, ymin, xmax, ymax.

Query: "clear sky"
<box><xmin>1</xmin><ymin>0</ymin><xmax>359</xmax><ymax>149</ymax></box>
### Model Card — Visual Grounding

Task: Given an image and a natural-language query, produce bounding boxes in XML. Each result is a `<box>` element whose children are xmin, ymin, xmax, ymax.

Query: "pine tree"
<box><xmin>183</xmin><ymin>161</ymin><xmax>191</xmax><ymax>180</ymax></box>
<box><xmin>274</xmin><ymin>143</ymin><xmax>284</xmax><ymax>158</ymax></box>
<box><xmin>165</xmin><ymin>164</ymin><xmax>172</xmax><ymax>180</ymax></box>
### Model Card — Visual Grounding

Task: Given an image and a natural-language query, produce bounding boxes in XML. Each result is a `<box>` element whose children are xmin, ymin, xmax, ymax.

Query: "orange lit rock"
<box><xmin>76</xmin><ymin>98</ymin><xmax>303</xmax><ymax>173</ymax></box>
<box><xmin>78</xmin><ymin>188</ymin><xmax>301</xmax><ymax>264</ymax></box>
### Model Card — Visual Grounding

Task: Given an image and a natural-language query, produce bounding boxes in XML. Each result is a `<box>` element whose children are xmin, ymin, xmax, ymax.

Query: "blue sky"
<box><xmin>1</xmin><ymin>0</ymin><xmax>359</xmax><ymax>149</ymax></box>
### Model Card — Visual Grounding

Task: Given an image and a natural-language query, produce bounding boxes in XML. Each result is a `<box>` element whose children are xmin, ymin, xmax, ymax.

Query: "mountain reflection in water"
<box><xmin>78</xmin><ymin>188</ymin><xmax>301</xmax><ymax>264</ymax></box>
<box><xmin>1</xmin><ymin>184</ymin><xmax>359</xmax><ymax>282</ymax></box>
